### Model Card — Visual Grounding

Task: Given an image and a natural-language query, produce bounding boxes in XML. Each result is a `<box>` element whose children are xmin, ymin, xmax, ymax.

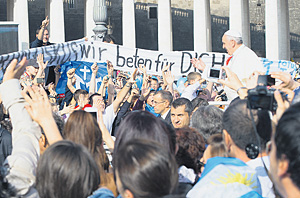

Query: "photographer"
<box><xmin>218</xmin><ymin>67</ymin><xmax>296</xmax><ymax>123</ymax></box>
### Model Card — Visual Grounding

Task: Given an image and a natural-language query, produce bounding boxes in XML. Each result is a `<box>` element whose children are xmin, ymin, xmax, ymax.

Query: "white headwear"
<box><xmin>224</xmin><ymin>30</ymin><xmax>242</xmax><ymax>38</ymax></box>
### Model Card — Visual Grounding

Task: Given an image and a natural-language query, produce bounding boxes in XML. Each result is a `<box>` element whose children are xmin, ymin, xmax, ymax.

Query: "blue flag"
<box><xmin>56</xmin><ymin>61</ymin><xmax>108</xmax><ymax>97</ymax></box>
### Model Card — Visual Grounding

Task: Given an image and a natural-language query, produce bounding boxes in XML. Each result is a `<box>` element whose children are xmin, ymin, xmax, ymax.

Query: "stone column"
<box><xmin>46</xmin><ymin>0</ymin><xmax>65</xmax><ymax>43</ymax></box>
<box><xmin>8</xmin><ymin>0</ymin><xmax>29</xmax><ymax>50</ymax></box>
<box><xmin>265</xmin><ymin>0</ymin><xmax>290</xmax><ymax>60</ymax></box>
<box><xmin>85</xmin><ymin>0</ymin><xmax>94</xmax><ymax>39</ymax></box>
<box><xmin>194</xmin><ymin>0</ymin><xmax>212</xmax><ymax>52</ymax></box>
<box><xmin>92</xmin><ymin>0</ymin><xmax>107</xmax><ymax>41</ymax></box>
<box><xmin>6</xmin><ymin>0</ymin><xmax>13</xmax><ymax>21</ymax></box>
<box><xmin>158</xmin><ymin>0</ymin><xmax>172</xmax><ymax>51</ymax></box>
<box><xmin>123</xmin><ymin>0</ymin><xmax>136</xmax><ymax>48</ymax></box>
<box><xmin>229</xmin><ymin>0</ymin><xmax>251</xmax><ymax>47</ymax></box>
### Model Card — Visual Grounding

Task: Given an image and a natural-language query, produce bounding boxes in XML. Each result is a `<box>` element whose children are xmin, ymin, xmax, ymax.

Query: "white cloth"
<box><xmin>247</xmin><ymin>156</ymin><xmax>275</xmax><ymax>198</ymax></box>
<box><xmin>224</xmin><ymin>44</ymin><xmax>264</xmax><ymax>100</ymax></box>
<box><xmin>0</xmin><ymin>79</ymin><xmax>41</xmax><ymax>197</ymax></box>
<box><xmin>178</xmin><ymin>165</ymin><xmax>197</xmax><ymax>184</ymax></box>
<box><xmin>181</xmin><ymin>81</ymin><xmax>201</xmax><ymax>101</ymax></box>
<box><xmin>102</xmin><ymin>104</ymin><xmax>116</xmax><ymax>134</ymax></box>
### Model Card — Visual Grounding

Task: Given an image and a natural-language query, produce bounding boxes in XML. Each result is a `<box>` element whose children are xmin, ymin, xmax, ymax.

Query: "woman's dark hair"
<box><xmin>175</xmin><ymin>127</ymin><xmax>206</xmax><ymax>174</ymax></box>
<box><xmin>191</xmin><ymin>97</ymin><xmax>209</xmax><ymax>111</ymax></box>
<box><xmin>114</xmin><ymin>139</ymin><xmax>178</xmax><ymax>198</ymax></box>
<box><xmin>36</xmin><ymin>140</ymin><xmax>100</xmax><ymax>198</ymax></box>
<box><xmin>114</xmin><ymin>111</ymin><xmax>176</xmax><ymax>154</ymax></box>
<box><xmin>63</xmin><ymin>110</ymin><xmax>109</xmax><ymax>181</ymax></box>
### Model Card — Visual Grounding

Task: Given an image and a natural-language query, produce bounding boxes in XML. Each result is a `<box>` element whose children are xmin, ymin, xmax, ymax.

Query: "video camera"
<box><xmin>247</xmin><ymin>75</ymin><xmax>286</xmax><ymax>112</ymax></box>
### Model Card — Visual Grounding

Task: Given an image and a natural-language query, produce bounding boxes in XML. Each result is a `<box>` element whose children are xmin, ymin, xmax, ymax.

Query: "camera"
<box><xmin>257</xmin><ymin>75</ymin><xmax>275</xmax><ymax>86</ymax></box>
<box><xmin>36</xmin><ymin>78</ymin><xmax>44</xmax><ymax>84</ymax></box>
<box><xmin>247</xmin><ymin>85</ymin><xmax>286</xmax><ymax>112</ymax></box>
<box><xmin>207</xmin><ymin>67</ymin><xmax>226</xmax><ymax>83</ymax></box>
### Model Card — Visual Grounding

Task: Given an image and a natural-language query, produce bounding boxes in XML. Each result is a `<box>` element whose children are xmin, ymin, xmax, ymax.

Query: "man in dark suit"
<box><xmin>153</xmin><ymin>90</ymin><xmax>173</xmax><ymax>126</ymax></box>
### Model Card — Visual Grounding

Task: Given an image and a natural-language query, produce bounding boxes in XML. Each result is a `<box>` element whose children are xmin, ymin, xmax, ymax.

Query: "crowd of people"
<box><xmin>0</xmin><ymin>17</ymin><xmax>300</xmax><ymax>198</ymax></box>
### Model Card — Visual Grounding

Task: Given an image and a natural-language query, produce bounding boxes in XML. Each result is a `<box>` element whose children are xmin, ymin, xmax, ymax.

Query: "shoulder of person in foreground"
<box><xmin>187</xmin><ymin>157</ymin><xmax>262</xmax><ymax>198</ymax></box>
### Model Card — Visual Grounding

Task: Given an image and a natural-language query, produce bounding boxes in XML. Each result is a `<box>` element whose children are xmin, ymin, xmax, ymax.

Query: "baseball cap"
<box><xmin>27</xmin><ymin>59</ymin><xmax>39</xmax><ymax>68</ymax></box>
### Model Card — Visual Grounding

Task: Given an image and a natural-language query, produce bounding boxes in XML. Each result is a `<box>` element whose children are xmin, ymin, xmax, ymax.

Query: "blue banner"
<box><xmin>56</xmin><ymin>61</ymin><xmax>107</xmax><ymax>96</ymax></box>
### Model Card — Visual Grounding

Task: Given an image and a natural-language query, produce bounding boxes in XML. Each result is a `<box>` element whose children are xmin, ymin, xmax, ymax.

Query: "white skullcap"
<box><xmin>224</xmin><ymin>30</ymin><xmax>242</xmax><ymax>38</ymax></box>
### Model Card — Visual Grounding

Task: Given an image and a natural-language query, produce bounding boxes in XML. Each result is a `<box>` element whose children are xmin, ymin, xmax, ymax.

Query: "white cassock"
<box><xmin>224</xmin><ymin>44</ymin><xmax>264</xmax><ymax>100</ymax></box>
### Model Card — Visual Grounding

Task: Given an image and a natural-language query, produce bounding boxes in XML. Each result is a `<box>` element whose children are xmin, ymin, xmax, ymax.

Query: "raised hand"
<box><xmin>22</xmin><ymin>85</ymin><xmax>52</xmax><ymax>126</ymax></box>
<box><xmin>127</xmin><ymin>68</ymin><xmax>138</xmax><ymax>84</ymax></box>
<box><xmin>22</xmin><ymin>85</ymin><xmax>63</xmax><ymax>144</ymax></box>
<box><xmin>41</xmin><ymin>16</ymin><xmax>49</xmax><ymax>28</ymax></box>
<box><xmin>162</xmin><ymin>64</ymin><xmax>170</xmax><ymax>72</ymax></box>
<box><xmin>218</xmin><ymin>66</ymin><xmax>243</xmax><ymax>91</ymax></box>
<box><xmin>93</xmin><ymin>97</ymin><xmax>105</xmax><ymax>114</ymax></box>
<box><xmin>60</xmin><ymin>103</ymin><xmax>75</xmax><ymax>116</ymax></box>
<box><xmin>270</xmin><ymin>71</ymin><xmax>299</xmax><ymax>90</ymax></box>
<box><xmin>106</xmin><ymin>60</ymin><xmax>114</xmax><ymax>76</ymax></box>
<box><xmin>67</xmin><ymin>68</ymin><xmax>76</xmax><ymax>79</ymax></box>
<box><xmin>91</xmin><ymin>62</ymin><xmax>98</xmax><ymax>75</ymax></box>
<box><xmin>54</xmin><ymin>65</ymin><xmax>61</xmax><ymax>75</ymax></box>
<box><xmin>3</xmin><ymin>57</ymin><xmax>27</xmax><ymax>82</ymax></box>
<box><xmin>37</xmin><ymin>54</ymin><xmax>48</xmax><ymax>70</ymax></box>
<box><xmin>139</xmin><ymin>64</ymin><xmax>147</xmax><ymax>74</ymax></box>
<box><xmin>165</xmin><ymin>70</ymin><xmax>175</xmax><ymax>85</ymax></box>
<box><xmin>191</xmin><ymin>58</ymin><xmax>206</xmax><ymax>72</ymax></box>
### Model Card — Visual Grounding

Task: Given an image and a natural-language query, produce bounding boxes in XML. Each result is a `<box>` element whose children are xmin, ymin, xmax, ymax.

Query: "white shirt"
<box><xmin>224</xmin><ymin>44</ymin><xmax>264</xmax><ymax>100</ymax></box>
<box><xmin>247</xmin><ymin>156</ymin><xmax>275</xmax><ymax>198</ymax></box>
<box><xmin>181</xmin><ymin>81</ymin><xmax>201</xmax><ymax>101</ymax></box>
<box><xmin>102</xmin><ymin>104</ymin><xmax>116</xmax><ymax>134</ymax></box>
<box><xmin>161</xmin><ymin>109</ymin><xmax>170</xmax><ymax>119</ymax></box>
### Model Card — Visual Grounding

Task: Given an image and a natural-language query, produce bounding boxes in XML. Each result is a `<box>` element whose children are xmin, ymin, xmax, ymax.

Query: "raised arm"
<box><xmin>218</xmin><ymin>67</ymin><xmax>248</xmax><ymax>99</ymax></box>
<box><xmin>37</xmin><ymin>16</ymin><xmax>49</xmax><ymax>41</ymax></box>
<box><xmin>94</xmin><ymin>96</ymin><xmax>115</xmax><ymax>151</ymax></box>
<box><xmin>0</xmin><ymin>58</ymin><xmax>40</xmax><ymax>196</ymax></box>
<box><xmin>161</xmin><ymin>64</ymin><xmax>170</xmax><ymax>90</ymax></box>
<box><xmin>165</xmin><ymin>70</ymin><xmax>175</xmax><ymax>96</ymax></box>
<box><xmin>191</xmin><ymin>57</ymin><xmax>206</xmax><ymax>72</ymax></box>
<box><xmin>107</xmin><ymin>61</ymin><xmax>115</xmax><ymax>105</ymax></box>
<box><xmin>22</xmin><ymin>86</ymin><xmax>63</xmax><ymax>145</ymax></box>
<box><xmin>89</xmin><ymin>62</ymin><xmax>98</xmax><ymax>95</ymax></box>
<box><xmin>67</xmin><ymin>68</ymin><xmax>76</xmax><ymax>94</ymax></box>
<box><xmin>33</xmin><ymin>53</ymin><xmax>48</xmax><ymax>85</ymax></box>
<box><xmin>139</xmin><ymin>65</ymin><xmax>148</xmax><ymax>90</ymax></box>
<box><xmin>54</xmin><ymin>65</ymin><xmax>61</xmax><ymax>87</ymax></box>
<box><xmin>113</xmin><ymin>68</ymin><xmax>138</xmax><ymax>114</ymax></box>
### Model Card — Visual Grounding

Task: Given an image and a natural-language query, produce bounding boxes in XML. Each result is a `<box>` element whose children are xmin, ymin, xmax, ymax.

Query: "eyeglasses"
<box><xmin>153</xmin><ymin>100</ymin><xmax>165</xmax><ymax>105</ymax></box>
<box><xmin>266</xmin><ymin>141</ymin><xmax>272</xmax><ymax>156</ymax></box>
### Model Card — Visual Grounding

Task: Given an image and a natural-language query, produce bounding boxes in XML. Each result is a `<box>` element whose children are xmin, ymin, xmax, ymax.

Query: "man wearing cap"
<box><xmin>192</xmin><ymin>30</ymin><xmax>263</xmax><ymax>100</ymax></box>
<box><xmin>20</xmin><ymin>55</ymin><xmax>47</xmax><ymax>88</ymax></box>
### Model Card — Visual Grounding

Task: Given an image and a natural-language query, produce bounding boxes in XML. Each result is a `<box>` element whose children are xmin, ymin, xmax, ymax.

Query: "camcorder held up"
<box><xmin>247</xmin><ymin>75</ymin><xmax>286</xmax><ymax>112</ymax></box>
